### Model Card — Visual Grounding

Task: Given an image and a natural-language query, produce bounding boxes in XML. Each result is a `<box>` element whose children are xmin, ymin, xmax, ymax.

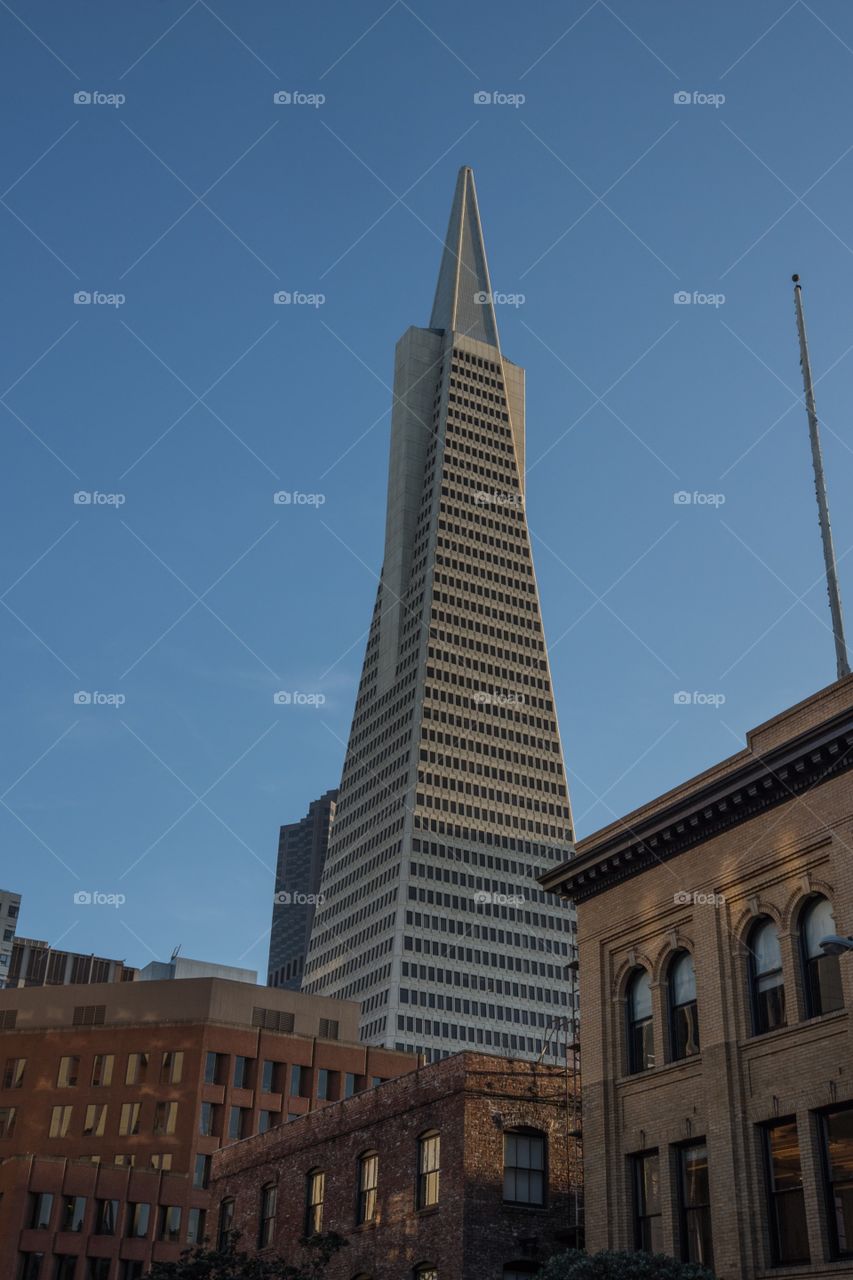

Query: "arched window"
<box><xmin>503</xmin><ymin>1267</ymin><xmax>539</xmax><ymax>1279</ymax></box>
<box><xmin>258</xmin><ymin>1182</ymin><xmax>277</xmax><ymax>1249</ymax></box>
<box><xmin>626</xmin><ymin>968</ymin><xmax>654</xmax><ymax>1073</ymax></box>
<box><xmin>305</xmin><ymin>1169</ymin><xmax>325</xmax><ymax>1236</ymax></box>
<box><xmin>749</xmin><ymin>918</ymin><xmax>786</xmax><ymax>1034</ymax></box>
<box><xmin>669</xmin><ymin>951</ymin><xmax>700</xmax><ymax>1060</ymax></box>
<box><xmin>413</xmin><ymin>1266</ymin><xmax>438</xmax><ymax>1280</ymax></box>
<box><xmin>217</xmin><ymin>1198</ymin><xmax>234</xmax><ymax>1250</ymax></box>
<box><xmin>357</xmin><ymin>1151</ymin><xmax>379</xmax><ymax>1225</ymax></box>
<box><xmin>801</xmin><ymin>896</ymin><xmax>844</xmax><ymax>1017</ymax></box>
<box><xmin>503</xmin><ymin>1128</ymin><xmax>546</xmax><ymax>1206</ymax></box>
<box><xmin>417</xmin><ymin>1131</ymin><xmax>440</xmax><ymax>1208</ymax></box>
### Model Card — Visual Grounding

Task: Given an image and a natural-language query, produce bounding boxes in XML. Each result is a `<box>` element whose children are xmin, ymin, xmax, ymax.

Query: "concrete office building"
<box><xmin>267</xmin><ymin>790</ymin><xmax>337</xmax><ymax>991</ymax></box>
<box><xmin>302</xmin><ymin>169</ymin><xmax>577</xmax><ymax>1063</ymax></box>
<box><xmin>0</xmin><ymin>889</ymin><xmax>21</xmax><ymax>989</ymax></box>
<box><xmin>8</xmin><ymin>938</ymin><xmax>137</xmax><ymax>989</ymax></box>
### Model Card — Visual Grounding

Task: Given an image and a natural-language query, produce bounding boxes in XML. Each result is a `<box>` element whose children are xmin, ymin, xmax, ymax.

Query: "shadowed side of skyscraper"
<box><xmin>302</xmin><ymin>169</ymin><xmax>577</xmax><ymax>1062</ymax></box>
<box><xmin>267</xmin><ymin>790</ymin><xmax>338</xmax><ymax>990</ymax></box>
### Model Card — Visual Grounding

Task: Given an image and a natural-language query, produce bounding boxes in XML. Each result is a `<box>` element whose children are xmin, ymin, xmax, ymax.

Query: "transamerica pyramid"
<box><xmin>302</xmin><ymin>168</ymin><xmax>578</xmax><ymax>1063</ymax></box>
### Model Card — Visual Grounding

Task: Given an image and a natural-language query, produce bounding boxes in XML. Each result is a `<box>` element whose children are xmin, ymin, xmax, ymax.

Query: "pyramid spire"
<box><xmin>430</xmin><ymin>166</ymin><xmax>499</xmax><ymax>347</ymax></box>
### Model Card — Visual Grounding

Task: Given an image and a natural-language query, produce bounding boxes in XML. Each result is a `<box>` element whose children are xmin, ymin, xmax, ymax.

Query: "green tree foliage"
<box><xmin>541</xmin><ymin>1250</ymin><xmax>715</xmax><ymax>1280</ymax></box>
<box><xmin>145</xmin><ymin>1232</ymin><xmax>348</xmax><ymax>1280</ymax></box>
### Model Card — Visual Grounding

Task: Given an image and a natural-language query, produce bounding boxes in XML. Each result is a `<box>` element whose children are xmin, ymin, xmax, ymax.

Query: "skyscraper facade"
<box><xmin>302</xmin><ymin>169</ymin><xmax>577</xmax><ymax>1063</ymax></box>
<box><xmin>0</xmin><ymin>889</ymin><xmax>21</xmax><ymax>989</ymax></box>
<box><xmin>267</xmin><ymin>790</ymin><xmax>338</xmax><ymax>990</ymax></box>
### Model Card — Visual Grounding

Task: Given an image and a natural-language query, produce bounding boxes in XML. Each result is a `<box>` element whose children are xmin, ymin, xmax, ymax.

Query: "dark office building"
<box><xmin>267</xmin><ymin>790</ymin><xmax>337</xmax><ymax>991</ymax></box>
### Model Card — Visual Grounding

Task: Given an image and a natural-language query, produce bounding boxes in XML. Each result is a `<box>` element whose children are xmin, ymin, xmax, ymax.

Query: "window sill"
<box><xmin>742</xmin><ymin>1007</ymin><xmax>847</xmax><ymax>1048</ymax></box>
<box><xmin>616</xmin><ymin>1055</ymin><xmax>703</xmax><ymax>1088</ymax></box>
<box><xmin>416</xmin><ymin>1205</ymin><xmax>440</xmax><ymax>1217</ymax></box>
<box><xmin>755</xmin><ymin>1261</ymin><xmax>852</xmax><ymax>1278</ymax></box>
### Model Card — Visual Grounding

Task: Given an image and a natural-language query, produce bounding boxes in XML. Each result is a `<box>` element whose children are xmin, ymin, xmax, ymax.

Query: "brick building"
<box><xmin>0</xmin><ymin>977</ymin><xmax>416</xmax><ymax>1278</ymax></box>
<box><xmin>541</xmin><ymin>677</ymin><xmax>853</xmax><ymax>1280</ymax></box>
<box><xmin>210</xmin><ymin>1051</ymin><xmax>581</xmax><ymax>1280</ymax></box>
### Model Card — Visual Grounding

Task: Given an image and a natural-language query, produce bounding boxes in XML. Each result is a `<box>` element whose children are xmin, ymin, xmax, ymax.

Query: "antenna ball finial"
<box><xmin>792</xmin><ymin>273</ymin><xmax>800</xmax><ymax>283</ymax></box>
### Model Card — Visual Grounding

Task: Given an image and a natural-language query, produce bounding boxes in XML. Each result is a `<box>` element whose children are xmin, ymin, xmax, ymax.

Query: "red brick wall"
<box><xmin>211</xmin><ymin>1052</ymin><xmax>581</xmax><ymax>1280</ymax></box>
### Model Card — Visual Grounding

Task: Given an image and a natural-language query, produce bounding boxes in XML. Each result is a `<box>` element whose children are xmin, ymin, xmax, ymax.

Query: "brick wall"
<box><xmin>211</xmin><ymin>1052</ymin><xmax>581</xmax><ymax>1279</ymax></box>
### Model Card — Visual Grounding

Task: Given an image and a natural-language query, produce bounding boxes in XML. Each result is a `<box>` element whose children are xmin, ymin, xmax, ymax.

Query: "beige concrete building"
<box><xmin>302</xmin><ymin>167</ymin><xmax>577</xmax><ymax>1064</ymax></box>
<box><xmin>542</xmin><ymin>678</ymin><xmax>853</xmax><ymax>1279</ymax></box>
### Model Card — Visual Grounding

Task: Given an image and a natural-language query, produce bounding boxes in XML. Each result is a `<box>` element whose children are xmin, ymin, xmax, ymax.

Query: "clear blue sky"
<box><xmin>3</xmin><ymin>0</ymin><xmax>853</xmax><ymax>975</ymax></box>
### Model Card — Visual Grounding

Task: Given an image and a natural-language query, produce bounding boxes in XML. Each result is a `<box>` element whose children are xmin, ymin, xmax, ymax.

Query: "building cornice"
<box><xmin>540</xmin><ymin>706</ymin><xmax>853</xmax><ymax>904</ymax></box>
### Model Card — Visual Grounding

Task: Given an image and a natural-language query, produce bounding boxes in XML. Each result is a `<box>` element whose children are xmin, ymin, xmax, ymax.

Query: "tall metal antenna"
<box><xmin>792</xmin><ymin>274</ymin><xmax>851</xmax><ymax>680</ymax></box>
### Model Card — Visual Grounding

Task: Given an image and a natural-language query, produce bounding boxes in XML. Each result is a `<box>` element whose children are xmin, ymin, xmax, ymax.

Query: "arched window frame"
<box><xmin>304</xmin><ymin>1169</ymin><xmax>325</xmax><ymax>1237</ymax></box>
<box><xmin>357</xmin><ymin>1150</ymin><xmax>379</xmax><ymax>1225</ymax></box>
<box><xmin>626</xmin><ymin>967</ymin><xmax>654</xmax><ymax>1074</ymax></box>
<box><xmin>217</xmin><ymin>1198</ymin><xmax>235</xmax><ymax>1250</ymax></box>
<box><xmin>668</xmin><ymin>950</ymin><xmax>700</xmax><ymax>1061</ymax></box>
<box><xmin>799</xmin><ymin>895</ymin><xmax>845</xmax><ymax>1018</ymax></box>
<box><xmin>748</xmin><ymin>917</ymin><xmax>786</xmax><ymax>1035</ymax></box>
<box><xmin>258</xmin><ymin>1181</ymin><xmax>277</xmax><ymax>1249</ymax></box>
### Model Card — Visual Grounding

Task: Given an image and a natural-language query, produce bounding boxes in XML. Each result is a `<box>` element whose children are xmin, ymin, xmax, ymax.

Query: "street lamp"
<box><xmin>819</xmin><ymin>935</ymin><xmax>853</xmax><ymax>957</ymax></box>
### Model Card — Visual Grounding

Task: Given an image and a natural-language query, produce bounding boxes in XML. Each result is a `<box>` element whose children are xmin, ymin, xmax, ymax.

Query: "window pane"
<box><xmin>766</xmin><ymin>1122</ymin><xmax>809</xmax><ymax>1265</ymax></box>
<box><xmin>825</xmin><ymin>1109</ymin><xmax>853</xmax><ymax>1258</ymax></box>
<box><xmin>753</xmin><ymin>921</ymin><xmax>782</xmax><ymax>976</ymax></box>
<box><xmin>680</xmin><ymin>1143</ymin><xmax>713</xmax><ymax>1269</ymax></box>
<box><xmin>630</xmin><ymin>970</ymin><xmax>652</xmax><ymax>1019</ymax></box>
<box><xmin>804</xmin><ymin>897</ymin><xmax>837</xmax><ymax>958</ymax></box>
<box><xmin>671</xmin><ymin>952</ymin><xmax>696</xmax><ymax>1004</ymax></box>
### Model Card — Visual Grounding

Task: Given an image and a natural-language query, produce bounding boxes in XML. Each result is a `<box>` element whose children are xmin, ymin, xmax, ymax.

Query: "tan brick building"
<box><xmin>542</xmin><ymin>677</ymin><xmax>853</xmax><ymax>1280</ymax></box>
<box><xmin>210</xmin><ymin>1052</ymin><xmax>582</xmax><ymax>1280</ymax></box>
<box><xmin>0</xmin><ymin>977</ymin><xmax>416</xmax><ymax>1279</ymax></box>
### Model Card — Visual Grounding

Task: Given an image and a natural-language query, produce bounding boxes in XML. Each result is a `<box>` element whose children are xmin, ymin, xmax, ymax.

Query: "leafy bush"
<box><xmin>541</xmin><ymin>1250</ymin><xmax>715</xmax><ymax>1280</ymax></box>
<box><xmin>145</xmin><ymin>1232</ymin><xmax>347</xmax><ymax>1280</ymax></box>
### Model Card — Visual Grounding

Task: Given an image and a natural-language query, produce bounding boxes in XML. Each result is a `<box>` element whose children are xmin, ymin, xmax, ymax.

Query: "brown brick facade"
<box><xmin>542</xmin><ymin>676</ymin><xmax>853</xmax><ymax>1280</ymax></box>
<box><xmin>210</xmin><ymin>1052</ymin><xmax>581</xmax><ymax>1280</ymax></box>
